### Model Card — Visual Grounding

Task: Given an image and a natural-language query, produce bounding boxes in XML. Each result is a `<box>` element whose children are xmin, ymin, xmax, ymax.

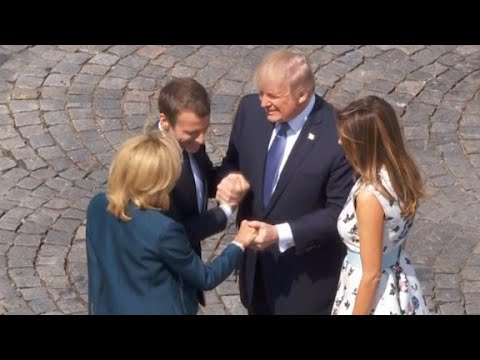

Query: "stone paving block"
<box><xmin>0</xmin><ymin>125</ymin><xmax>19</xmax><ymax>141</ymax></box>
<box><xmin>29</xmin><ymin>298</ymin><xmax>57</xmax><ymax>313</ymax></box>
<box><xmin>128</xmin><ymin>77</ymin><xmax>156</xmax><ymax>91</ymax></box>
<box><xmin>108</xmin><ymin>45</ymin><xmax>142</xmax><ymax>57</ymax></box>
<box><xmin>20</xmin><ymin>287</ymin><xmax>49</xmax><ymax>301</ymax></box>
<box><xmin>215</xmin><ymin>280</ymin><xmax>239</xmax><ymax>296</ymax></box>
<box><xmin>119</xmin><ymin>54</ymin><xmax>150</xmax><ymax>70</ymax></box>
<box><xmin>43</xmin><ymin>230</ymin><xmax>73</xmax><ymax>246</ymax></box>
<box><xmin>439</xmin><ymin>303</ymin><xmax>465</xmax><ymax>315</ymax></box>
<box><xmin>1</xmin><ymin>293</ymin><xmax>31</xmax><ymax>313</ymax></box>
<box><xmin>140</xmin><ymin>65</ymin><xmax>167</xmax><ymax>80</ymax></box>
<box><xmin>221</xmin><ymin>295</ymin><xmax>247</xmax><ymax>315</ymax></box>
<box><xmin>57</xmin><ymin>298</ymin><xmax>86</xmax><ymax>314</ymax></box>
<box><xmin>14</xmin><ymin>233</ymin><xmax>42</xmax><ymax>247</ymax></box>
<box><xmin>10</xmin><ymin>272</ymin><xmax>41</xmax><ymax>288</ymax></box>
<box><xmin>51</xmin><ymin>218</ymin><xmax>82</xmax><ymax>235</ymax></box>
<box><xmin>15</xmin><ymin>75</ymin><xmax>45</xmax><ymax>89</ymax></box>
<box><xmin>435</xmin><ymin>274</ymin><xmax>460</xmax><ymax>289</ymax></box>
<box><xmin>0</xmin><ymin>230</ymin><xmax>15</xmax><ymax>245</ymax></box>
<box><xmin>200</xmin><ymin>303</ymin><xmax>227</xmax><ymax>315</ymax></box>
<box><xmin>36</xmin><ymin>265</ymin><xmax>66</xmax><ymax>277</ymax></box>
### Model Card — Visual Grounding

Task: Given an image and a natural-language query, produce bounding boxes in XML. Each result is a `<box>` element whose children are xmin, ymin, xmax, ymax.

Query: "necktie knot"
<box><xmin>277</xmin><ymin>122</ymin><xmax>290</xmax><ymax>137</ymax></box>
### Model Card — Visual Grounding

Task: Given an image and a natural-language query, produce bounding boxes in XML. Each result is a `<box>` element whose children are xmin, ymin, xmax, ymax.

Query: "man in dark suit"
<box><xmin>216</xmin><ymin>50</ymin><xmax>354</xmax><ymax>315</ymax></box>
<box><xmin>147</xmin><ymin>78</ymin><xmax>249</xmax><ymax>307</ymax></box>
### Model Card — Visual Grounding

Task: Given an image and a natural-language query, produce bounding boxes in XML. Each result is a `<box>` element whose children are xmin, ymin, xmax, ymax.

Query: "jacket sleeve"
<box><xmin>86</xmin><ymin>222</ymin><xmax>102</xmax><ymax>315</ymax></box>
<box><xmin>290</xmin><ymin>151</ymin><xmax>354</xmax><ymax>253</ymax></box>
<box><xmin>215</xmin><ymin>96</ymin><xmax>246</xmax><ymax>182</ymax></box>
<box><xmin>179</xmin><ymin>207</ymin><xmax>227</xmax><ymax>247</ymax></box>
<box><xmin>155</xmin><ymin>221</ymin><xmax>243</xmax><ymax>290</ymax></box>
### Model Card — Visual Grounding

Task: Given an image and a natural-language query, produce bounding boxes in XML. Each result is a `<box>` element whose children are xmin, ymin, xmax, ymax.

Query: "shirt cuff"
<box><xmin>219</xmin><ymin>203</ymin><xmax>234</xmax><ymax>224</ymax></box>
<box><xmin>277</xmin><ymin>223</ymin><xmax>294</xmax><ymax>253</ymax></box>
<box><xmin>231</xmin><ymin>240</ymin><xmax>245</xmax><ymax>251</ymax></box>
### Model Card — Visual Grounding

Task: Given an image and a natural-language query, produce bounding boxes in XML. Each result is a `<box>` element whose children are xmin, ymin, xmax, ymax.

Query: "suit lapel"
<box><xmin>263</xmin><ymin>96</ymin><xmax>325</xmax><ymax>216</ymax></box>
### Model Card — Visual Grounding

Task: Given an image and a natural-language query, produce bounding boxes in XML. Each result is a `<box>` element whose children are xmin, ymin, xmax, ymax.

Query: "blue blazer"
<box><xmin>219</xmin><ymin>94</ymin><xmax>354</xmax><ymax>314</ymax></box>
<box><xmin>86</xmin><ymin>193</ymin><xmax>243</xmax><ymax>315</ymax></box>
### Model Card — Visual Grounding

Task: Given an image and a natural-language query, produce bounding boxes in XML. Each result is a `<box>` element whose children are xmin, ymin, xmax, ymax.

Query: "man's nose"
<box><xmin>260</xmin><ymin>95</ymin><xmax>270</xmax><ymax>108</ymax></box>
<box><xmin>197</xmin><ymin>132</ymin><xmax>206</xmax><ymax>145</ymax></box>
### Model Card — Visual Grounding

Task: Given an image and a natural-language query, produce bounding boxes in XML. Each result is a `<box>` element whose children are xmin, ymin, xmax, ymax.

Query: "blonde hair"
<box><xmin>337</xmin><ymin>96</ymin><xmax>425</xmax><ymax>218</ymax></box>
<box><xmin>107</xmin><ymin>132</ymin><xmax>182</xmax><ymax>221</ymax></box>
<box><xmin>254</xmin><ymin>49</ymin><xmax>315</xmax><ymax>98</ymax></box>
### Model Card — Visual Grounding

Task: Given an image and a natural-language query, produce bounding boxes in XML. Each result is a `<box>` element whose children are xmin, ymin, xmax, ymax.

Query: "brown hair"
<box><xmin>157</xmin><ymin>77</ymin><xmax>210</xmax><ymax>126</ymax></box>
<box><xmin>337</xmin><ymin>96</ymin><xmax>424</xmax><ymax>217</ymax></box>
<box><xmin>107</xmin><ymin>132</ymin><xmax>182</xmax><ymax>221</ymax></box>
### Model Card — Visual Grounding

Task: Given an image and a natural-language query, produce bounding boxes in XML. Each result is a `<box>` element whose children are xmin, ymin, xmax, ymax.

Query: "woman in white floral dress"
<box><xmin>331</xmin><ymin>96</ymin><xmax>430</xmax><ymax>315</ymax></box>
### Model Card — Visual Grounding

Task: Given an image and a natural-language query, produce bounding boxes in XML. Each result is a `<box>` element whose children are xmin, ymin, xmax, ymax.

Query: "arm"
<box><xmin>155</xmin><ymin>220</ymin><xmax>255</xmax><ymax>291</ymax></box>
<box><xmin>179</xmin><ymin>207</ymin><xmax>227</xmax><ymax>247</ymax></box>
<box><xmin>352</xmin><ymin>189</ymin><xmax>384</xmax><ymax>315</ymax></box>
<box><xmin>290</xmin><ymin>152</ymin><xmax>353</xmax><ymax>253</ymax></box>
<box><xmin>85</xmin><ymin>225</ymin><xmax>102</xmax><ymax>315</ymax></box>
<box><xmin>198</xmin><ymin>145</ymin><xmax>221</xmax><ymax>199</ymax></box>
<box><xmin>215</xmin><ymin>96</ymin><xmax>246</xmax><ymax>182</ymax></box>
<box><xmin>248</xmin><ymin>153</ymin><xmax>353</xmax><ymax>252</ymax></box>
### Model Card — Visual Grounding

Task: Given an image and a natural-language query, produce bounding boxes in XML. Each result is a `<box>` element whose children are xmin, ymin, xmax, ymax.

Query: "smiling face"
<box><xmin>254</xmin><ymin>49</ymin><xmax>314</xmax><ymax>123</ymax></box>
<box><xmin>258</xmin><ymin>80</ymin><xmax>307</xmax><ymax>123</ymax></box>
<box><xmin>160</xmin><ymin>110</ymin><xmax>209</xmax><ymax>154</ymax></box>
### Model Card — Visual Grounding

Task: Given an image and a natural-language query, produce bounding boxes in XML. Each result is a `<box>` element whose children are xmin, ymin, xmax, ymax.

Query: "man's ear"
<box><xmin>159</xmin><ymin>113</ymin><xmax>170</xmax><ymax>131</ymax></box>
<box><xmin>297</xmin><ymin>89</ymin><xmax>309</xmax><ymax>105</ymax></box>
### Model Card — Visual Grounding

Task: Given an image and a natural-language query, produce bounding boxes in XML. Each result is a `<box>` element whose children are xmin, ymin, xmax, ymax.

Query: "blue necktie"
<box><xmin>263</xmin><ymin>122</ymin><xmax>290</xmax><ymax>207</ymax></box>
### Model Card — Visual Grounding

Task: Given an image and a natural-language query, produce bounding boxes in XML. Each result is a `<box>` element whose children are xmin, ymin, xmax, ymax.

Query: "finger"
<box><xmin>238</xmin><ymin>175</ymin><xmax>249</xmax><ymax>189</ymax></box>
<box><xmin>215</xmin><ymin>191</ymin><xmax>227</xmax><ymax>203</ymax></box>
<box><xmin>246</xmin><ymin>220</ymin><xmax>263</xmax><ymax>229</ymax></box>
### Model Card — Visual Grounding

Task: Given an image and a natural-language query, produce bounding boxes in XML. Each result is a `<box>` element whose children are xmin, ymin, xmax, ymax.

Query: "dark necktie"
<box><xmin>184</xmin><ymin>151</ymin><xmax>204</xmax><ymax>213</ymax></box>
<box><xmin>263</xmin><ymin>122</ymin><xmax>290</xmax><ymax>207</ymax></box>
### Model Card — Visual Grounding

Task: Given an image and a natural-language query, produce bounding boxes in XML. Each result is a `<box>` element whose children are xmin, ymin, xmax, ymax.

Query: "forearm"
<box><xmin>181</xmin><ymin>208</ymin><xmax>227</xmax><ymax>246</ymax></box>
<box><xmin>352</xmin><ymin>277</ymin><xmax>380</xmax><ymax>315</ymax></box>
<box><xmin>290</xmin><ymin>206</ymin><xmax>342</xmax><ymax>253</ymax></box>
<box><xmin>292</xmin><ymin>153</ymin><xmax>353</xmax><ymax>252</ymax></box>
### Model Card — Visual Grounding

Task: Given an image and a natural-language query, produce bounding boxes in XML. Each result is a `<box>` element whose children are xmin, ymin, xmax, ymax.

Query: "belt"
<box><xmin>347</xmin><ymin>247</ymin><xmax>401</xmax><ymax>269</ymax></box>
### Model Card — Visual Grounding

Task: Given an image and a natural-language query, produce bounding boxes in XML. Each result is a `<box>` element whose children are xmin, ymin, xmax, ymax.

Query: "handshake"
<box><xmin>216</xmin><ymin>173</ymin><xmax>278</xmax><ymax>251</ymax></box>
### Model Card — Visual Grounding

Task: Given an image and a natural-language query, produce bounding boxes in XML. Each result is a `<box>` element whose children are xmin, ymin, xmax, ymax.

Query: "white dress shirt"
<box><xmin>268</xmin><ymin>95</ymin><xmax>315</xmax><ymax>253</ymax></box>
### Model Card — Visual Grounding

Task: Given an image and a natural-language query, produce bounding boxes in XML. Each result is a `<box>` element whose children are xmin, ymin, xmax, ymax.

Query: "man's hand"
<box><xmin>216</xmin><ymin>172</ymin><xmax>250</xmax><ymax>209</ymax></box>
<box><xmin>246</xmin><ymin>221</ymin><xmax>279</xmax><ymax>251</ymax></box>
<box><xmin>235</xmin><ymin>220</ymin><xmax>259</xmax><ymax>249</ymax></box>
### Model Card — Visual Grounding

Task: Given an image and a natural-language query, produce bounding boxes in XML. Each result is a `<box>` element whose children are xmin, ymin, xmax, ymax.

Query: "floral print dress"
<box><xmin>331</xmin><ymin>169</ymin><xmax>430</xmax><ymax>315</ymax></box>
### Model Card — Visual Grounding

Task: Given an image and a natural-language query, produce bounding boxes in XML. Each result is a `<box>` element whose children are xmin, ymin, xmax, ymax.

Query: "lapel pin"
<box><xmin>308</xmin><ymin>133</ymin><xmax>315</xmax><ymax>141</ymax></box>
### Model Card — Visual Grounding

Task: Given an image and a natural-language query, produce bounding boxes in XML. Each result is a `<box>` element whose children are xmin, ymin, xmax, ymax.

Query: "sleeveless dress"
<box><xmin>332</xmin><ymin>169</ymin><xmax>430</xmax><ymax>315</ymax></box>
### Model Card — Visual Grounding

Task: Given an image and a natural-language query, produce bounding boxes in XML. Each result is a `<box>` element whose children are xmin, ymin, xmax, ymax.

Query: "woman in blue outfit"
<box><xmin>86</xmin><ymin>132</ymin><xmax>256</xmax><ymax>315</ymax></box>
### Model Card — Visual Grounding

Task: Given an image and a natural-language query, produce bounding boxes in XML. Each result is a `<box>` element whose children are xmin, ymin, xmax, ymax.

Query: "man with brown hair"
<box><xmin>147</xmin><ymin>77</ymin><xmax>249</xmax><ymax>307</ymax></box>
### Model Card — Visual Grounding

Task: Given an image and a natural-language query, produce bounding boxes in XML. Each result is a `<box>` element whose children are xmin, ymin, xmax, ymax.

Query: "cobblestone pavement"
<box><xmin>0</xmin><ymin>45</ymin><xmax>479</xmax><ymax>315</ymax></box>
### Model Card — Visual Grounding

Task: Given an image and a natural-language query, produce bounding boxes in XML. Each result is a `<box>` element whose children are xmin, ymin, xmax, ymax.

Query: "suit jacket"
<box><xmin>168</xmin><ymin>147</ymin><xmax>227</xmax><ymax>248</ymax></box>
<box><xmin>166</xmin><ymin>146</ymin><xmax>228</xmax><ymax>306</ymax></box>
<box><xmin>219</xmin><ymin>94</ymin><xmax>354</xmax><ymax>314</ymax></box>
<box><xmin>86</xmin><ymin>192</ymin><xmax>242</xmax><ymax>315</ymax></box>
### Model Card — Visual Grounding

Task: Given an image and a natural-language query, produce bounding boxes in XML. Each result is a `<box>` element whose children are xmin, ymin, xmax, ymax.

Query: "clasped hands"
<box><xmin>217</xmin><ymin>173</ymin><xmax>278</xmax><ymax>251</ymax></box>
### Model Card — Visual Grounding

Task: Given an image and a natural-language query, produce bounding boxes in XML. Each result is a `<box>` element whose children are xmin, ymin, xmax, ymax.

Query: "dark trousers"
<box><xmin>247</xmin><ymin>258</ymin><xmax>273</xmax><ymax>315</ymax></box>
